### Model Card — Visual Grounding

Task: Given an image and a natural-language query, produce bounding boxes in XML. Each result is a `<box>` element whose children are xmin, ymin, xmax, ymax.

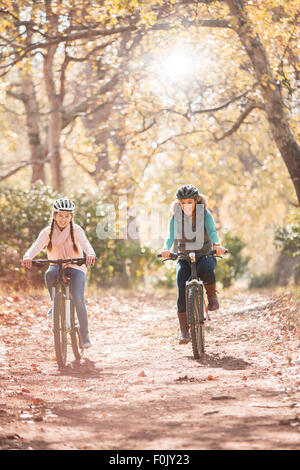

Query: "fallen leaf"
<box><xmin>32</xmin><ymin>397</ymin><xmax>43</xmax><ymax>405</ymax></box>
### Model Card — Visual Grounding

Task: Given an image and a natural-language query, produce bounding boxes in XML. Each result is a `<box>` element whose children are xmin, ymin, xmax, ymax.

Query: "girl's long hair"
<box><xmin>70</xmin><ymin>219</ymin><xmax>79</xmax><ymax>253</ymax></box>
<box><xmin>47</xmin><ymin>215</ymin><xmax>79</xmax><ymax>253</ymax></box>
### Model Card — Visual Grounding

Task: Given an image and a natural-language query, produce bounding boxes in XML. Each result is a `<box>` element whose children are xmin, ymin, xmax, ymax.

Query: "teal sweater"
<box><xmin>163</xmin><ymin>209</ymin><xmax>219</xmax><ymax>251</ymax></box>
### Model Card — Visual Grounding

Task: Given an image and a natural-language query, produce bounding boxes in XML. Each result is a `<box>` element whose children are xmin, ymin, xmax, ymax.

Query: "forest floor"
<box><xmin>0</xmin><ymin>286</ymin><xmax>300</xmax><ymax>451</ymax></box>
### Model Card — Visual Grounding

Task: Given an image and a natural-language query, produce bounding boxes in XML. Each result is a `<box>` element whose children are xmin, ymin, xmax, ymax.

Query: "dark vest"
<box><xmin>173</xmin><ymin>205</ymin><xmax>212</xmax><ymax>259</ymax></box>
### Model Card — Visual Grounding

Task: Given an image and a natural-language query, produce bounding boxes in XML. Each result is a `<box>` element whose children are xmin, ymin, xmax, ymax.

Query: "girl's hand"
<box><xmin>86</xmin><ymin>255</ymin><xmax>95</xmax><ymax>266</ymax></box>
<box><xmin>161</xmin><ymin>250</ymin><xmax>171</xmax><ymax>259</ymax></box>
<box><xmin>23</xmin><ymin>258</ymin><xmax>32</xmax><ymax>269</ymax></box>
<box><xmin>213</xmin><ymin>244</ymin><xmax>227</xmax><ymax>256</ymax></box>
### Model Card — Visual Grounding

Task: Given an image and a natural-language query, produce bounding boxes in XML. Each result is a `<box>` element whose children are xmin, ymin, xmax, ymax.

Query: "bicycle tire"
<box><xmin>187</xmin><ymin>285</ymin><xmax>205</xmax><ymax>359</ymax></box>
<box><xmin>53</xmin><ymin>292</ymin><xmax>67</xmax><ymax>367</ymax></box>
<box><xmin>70</xmin><ymin>300</ymin><xmax>81</xmax><ymax>360</ymax></box>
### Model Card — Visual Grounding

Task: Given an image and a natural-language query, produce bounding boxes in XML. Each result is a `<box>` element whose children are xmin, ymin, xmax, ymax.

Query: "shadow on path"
<box><xmin>187</xmin><ymin>352</ymin><xmax>251</xmax><ymax>370</ymax></box>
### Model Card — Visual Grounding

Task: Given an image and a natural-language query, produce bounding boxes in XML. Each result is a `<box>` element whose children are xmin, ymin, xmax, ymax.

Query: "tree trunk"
<box><xmin>20</xmin><ymin>75</ymin><xmax>46</xmax><ymax>185</ymax></box>
<box><xmin>48</xmin><ymin>105</ymin><xmax>63</xmax><ymax>190</ymax></box>
<box><xmin>82</xmin><ymin>103</ymin><xmax>112</xmax><ymax>184</ymax></box>
<box><xmin>226</xmin><ymin>0</ymin><xmax>300</xmax><ymax>205</ymax></box>
<box><xmin>43</xmin><ymin>43</ymin><xmax>63</xmax><ymax>191</ymax></box>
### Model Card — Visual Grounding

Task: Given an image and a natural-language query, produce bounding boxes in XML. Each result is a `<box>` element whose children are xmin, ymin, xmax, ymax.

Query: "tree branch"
<box><xmin>213</xmin><ymin>102</ymin><xmax>265</xmax><ymax>142</ymax></box>
<box><xmin>191</xmin><ymin>89</ymin><xmax>255</xmax><ymax>115</ymax></box>
<box><xmin>0</xmin><ymin>158</ymin><xmax>49</xmax><ymax>182</ymax></box>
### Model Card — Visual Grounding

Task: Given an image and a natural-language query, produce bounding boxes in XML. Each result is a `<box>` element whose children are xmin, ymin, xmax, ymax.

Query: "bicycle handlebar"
<box><xmin>31</xmin><ymin>257</ymin><xmax>89</xmax><ymax>267</ymax></box>
<box><xmin>157</xmin><ymin>249</ymin><xmax>229</xmax><ymax>261</ymax></box>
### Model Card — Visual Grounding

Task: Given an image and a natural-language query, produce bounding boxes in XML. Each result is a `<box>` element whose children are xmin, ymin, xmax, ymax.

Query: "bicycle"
<box><xmin>32</xmin><ymin>257</ymin><xmax>89</xmax><ymax>368</ymax></box>
<box><xmin>158</xmin><ymin>249</ymin><xmax>228</xmax><ymax>359</ymax></box>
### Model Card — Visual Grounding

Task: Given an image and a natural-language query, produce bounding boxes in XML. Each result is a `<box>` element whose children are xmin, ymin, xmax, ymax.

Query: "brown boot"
<box><xmin>205</xmin><ymin>283</ymin><xmax>219</xmax><ymax>311</ymax></box>
<box><xmin>177</xmin><ymin>312</ymin><xmax>190</xmax><ymax>344</ymax></box>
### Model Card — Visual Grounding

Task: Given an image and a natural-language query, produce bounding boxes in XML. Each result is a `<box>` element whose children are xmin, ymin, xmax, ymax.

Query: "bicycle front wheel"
<box><xmin>70</xmin><ymin>300</ymin><xmax>81</xmax><ymax>360</ymax></box>
<box><xmin>53</xmin><ymin>292</ymin><xmax>67</xmax><ymax>368</ymax></box>
<box><xmin>187</xmin><ymin>286</ymin><xmax>205</xmax><ymax>359</ymax></box>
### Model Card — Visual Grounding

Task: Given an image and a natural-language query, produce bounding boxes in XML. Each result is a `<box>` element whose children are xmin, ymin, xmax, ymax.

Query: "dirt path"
<box><xmin>0</xmin><ymin>289</ymin><xmax>299</xmax><ymax>450</ymax></box>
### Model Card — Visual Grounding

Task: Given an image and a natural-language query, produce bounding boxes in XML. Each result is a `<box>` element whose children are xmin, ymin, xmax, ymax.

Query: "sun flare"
<box><xmin>160</xmin><ymin>51</ymin><xmax>195</xmax><ymax>82</ymax></box>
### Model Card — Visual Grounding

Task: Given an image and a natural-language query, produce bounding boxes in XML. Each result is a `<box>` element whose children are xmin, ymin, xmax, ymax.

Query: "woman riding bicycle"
<box><xmin>23</xmin><ymin>198</ymin><xmax>96</xmax><ymax>349</ymax></box>
<box><xmin>160</xmin><ymin>184</ymin><xmax>226</xmax><ymax>344</ymax></box>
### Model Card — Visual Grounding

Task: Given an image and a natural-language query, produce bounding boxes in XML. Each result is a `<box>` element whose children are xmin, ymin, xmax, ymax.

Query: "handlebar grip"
<box><xmin>31</xmin><ymin>259</ymin><xmax>49</xmax><ymax>265</ymax></box>
<box><xmin>157</xmin><ymin>252</ymin><xmax>178</xmax><ymax>260</ymax></box>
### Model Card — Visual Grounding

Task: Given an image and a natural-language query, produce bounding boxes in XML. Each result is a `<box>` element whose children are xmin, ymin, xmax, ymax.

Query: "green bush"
<box><xmin>275</xmin><ymin>209</ymin><xmax>300</xmax><ymax>284</ymax></box>
<box><xmin>0</xmin><ymin>184</ymin><xmax>57</xmax><ymax>286</ymax></box>
<box><xmin>155</xmin><ymin>264</ymin><xmax>176</xmax><ymax>288</ymax></box>
<box><xmin>0</xmin><ymin>184</ymin><xmax>157</xmax><ymax>288</ymax></box>
<box><xmin>249</xmin><ymin>272</ymin><xmax>275</xmax><ymax>289</ymax></box>
<box><xmin>215</xmin><ymin>232</ymin><xmax>250</xmax><ymax>288</ymax></box>
<box><xmin>275</xmin><ymin>210</ymin><xmax>300</xmax><ymax>256</ymax></box>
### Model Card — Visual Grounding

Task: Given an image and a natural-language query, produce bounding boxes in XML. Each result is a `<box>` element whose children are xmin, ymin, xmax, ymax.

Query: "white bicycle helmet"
<box><xmin>53</xmin><ymin>197</ymin><xmax>75</xmax><ymax>212</ymax></box>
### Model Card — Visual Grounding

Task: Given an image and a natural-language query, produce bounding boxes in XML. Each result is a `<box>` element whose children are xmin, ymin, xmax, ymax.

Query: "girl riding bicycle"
<box><xmin>23</xmin><ymin>198</ymin><xmax>96</xmax><ymax>349</ymax></box>
<box><xmin>160</xmin><ymin>184</ymin><xmax>226</xmax><ymax>344</ymax></box>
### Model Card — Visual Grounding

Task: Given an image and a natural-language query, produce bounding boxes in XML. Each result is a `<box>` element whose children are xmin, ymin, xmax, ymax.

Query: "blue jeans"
<box><xmin>45</xmin><ymin>266</ymin><xmax>90</xmax><ymax>344</ymax></box>
<box><xmin>176</xmin><ymin>256</ymin><xmax>217</xmax><ymax>313</ymax></box>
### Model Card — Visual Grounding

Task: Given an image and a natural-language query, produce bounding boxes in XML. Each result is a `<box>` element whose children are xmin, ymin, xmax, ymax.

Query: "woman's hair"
<box><xmin>47</xmin><ymin>214</ymin><xmax>79</xmax><ymax>253</ymax></box>
<box><xmin>47</xmin><ymin>218</ymin><xmax>55</xmax><ymax>252</ymax></box>
<box><xmin>170</xmin><ymin>193</ymin><xmax>208</xmax><ymax>214</ymax></box>
<box><xmin>70</xmin><ymin>219</ymin><xmax>79</xmax><ymax>253</ymax></box>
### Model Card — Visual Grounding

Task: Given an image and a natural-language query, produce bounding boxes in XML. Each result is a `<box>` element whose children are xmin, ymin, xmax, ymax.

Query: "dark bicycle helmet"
<box><xmin>175</xmin><ymin>184</ymin><xmax>199</xmax><ymax>200</ymax></box>
<box><xmin>53</xmin><ymin>197</ymin><xmax>75</xmax><ymax>212</ymax></box>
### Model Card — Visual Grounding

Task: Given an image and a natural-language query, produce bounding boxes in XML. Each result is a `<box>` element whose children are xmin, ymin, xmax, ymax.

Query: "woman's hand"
<box><xmin>86</xmin><ymin>255</ymin><xmax>96</xmax><ymax>266</ymax></box>
<box><xmin>22</xmin><ymin>258</ymin><xmax>32</xmax><ymax>269</ymax></box>
<box><xmin>161</xmin><ymin>250</ymin><xmax>171</xmax><ymax>259</ymax></box>
<box><xmin>213</xmin><ymin>244</ymin><xmax>227</xmax><ymax>256</ymax></box>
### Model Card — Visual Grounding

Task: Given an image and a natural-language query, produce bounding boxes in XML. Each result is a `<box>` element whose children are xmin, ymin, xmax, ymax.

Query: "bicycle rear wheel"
<box><xmin>53</xmin><ymin>292</ymin><xmax>67</xmax><ymax>368</ymax></box>
<box><xmin>187</xmin><ymin>285</ymin><xmax>205</xmax><ymax>359</ymax></box>
<box><xmin>70</xmin><ymin>300</ymin><xmax>81</xmax><ymax>360</ymax></box>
